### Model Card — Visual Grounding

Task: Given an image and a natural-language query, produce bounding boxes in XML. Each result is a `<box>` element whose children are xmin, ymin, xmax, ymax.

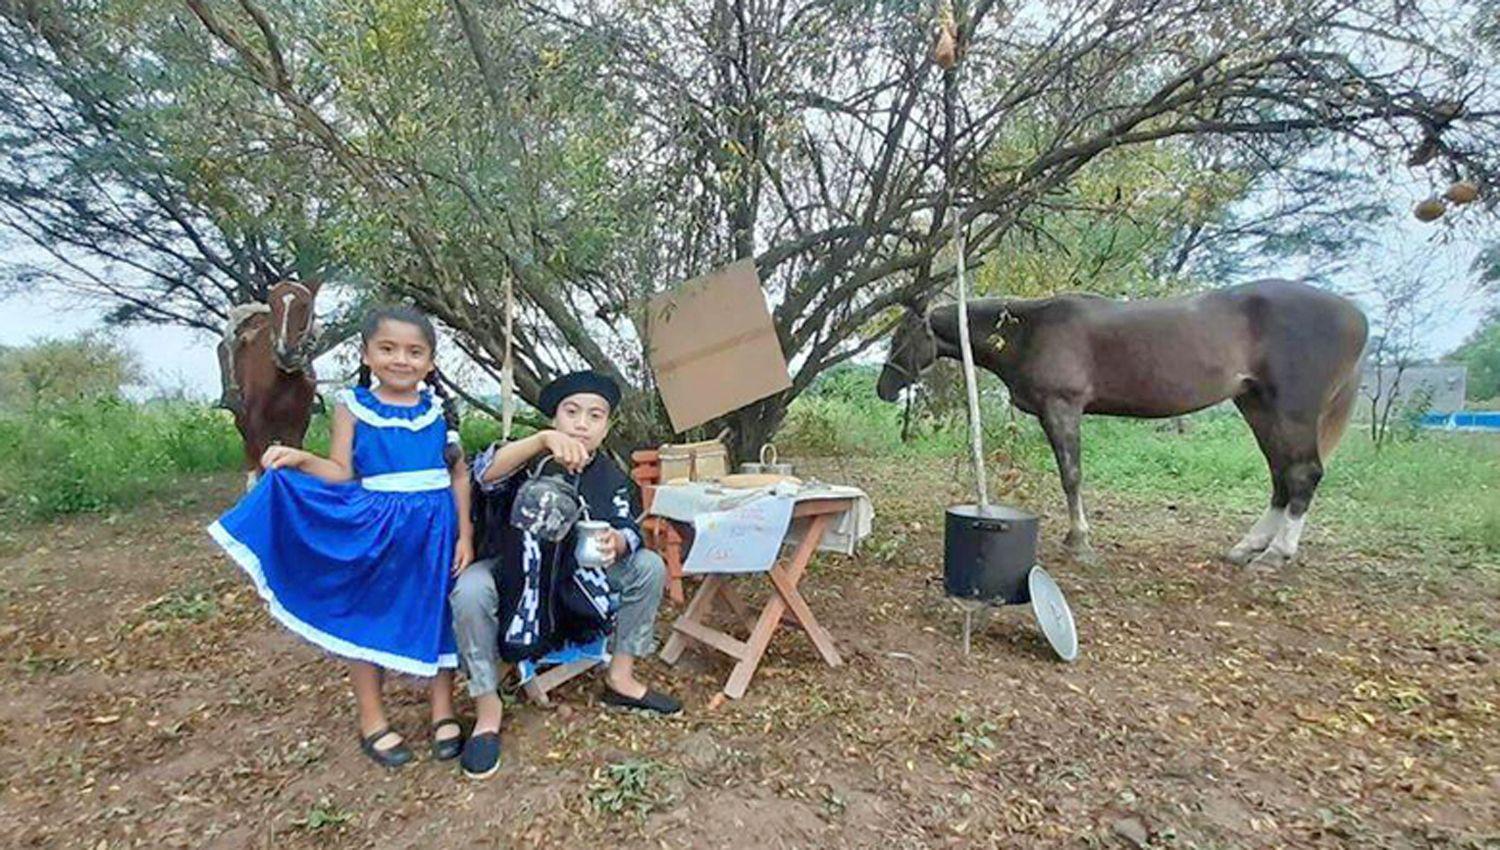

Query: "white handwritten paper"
<box><xmin>681</xmin><ymin>492</ymin><xmax>796</xmax><ymax>574</ymax></box>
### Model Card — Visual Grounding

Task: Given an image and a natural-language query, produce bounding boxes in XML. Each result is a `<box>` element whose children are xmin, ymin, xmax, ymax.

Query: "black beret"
<box><xmin>538</xmin><ymin>370</ymin><xmax>621</xmax><ymax>417</ymax></box>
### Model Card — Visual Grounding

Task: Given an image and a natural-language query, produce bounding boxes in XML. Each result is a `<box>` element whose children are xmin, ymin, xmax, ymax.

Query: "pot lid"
<box><xmin>1028</xmin><ymin>566</ymin><xmax>1078</xmax><ymax>662</ymax></box>
<box><xmin>945</xmin><ymin>503</ymin><xmax>1037</xmax><ymax>521</ymax></box>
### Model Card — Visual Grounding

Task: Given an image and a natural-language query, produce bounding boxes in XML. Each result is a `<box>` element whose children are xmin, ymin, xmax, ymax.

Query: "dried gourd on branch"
<box><xmin>1413</xmin><ymin>197</ymin><xmax>1447</xmax><ymax>222</ymax></box>
<box><xmin>933</xmin><ymin>10</ymin><xmax>958</xmax><ymax>70</ymax></box>
<box><xmin>1444</xmin><ymin>181</ymin><xmax>1479</xmax><ymax>205</ymax></box>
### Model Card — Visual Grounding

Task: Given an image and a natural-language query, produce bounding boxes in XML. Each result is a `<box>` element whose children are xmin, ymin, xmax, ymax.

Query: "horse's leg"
<box><xmin>1038</xmin><ymin>400</ymin><xmax>1093</xmax><ymax>563</ymax></box>
<box><xmin>243</xmin><ymin>444</ymin><xmax>261</xmax><ymax>491</ymax></box>
<box><xmin>1251</xmin><ymin>423</ymin><xmax>1321</xmax><ymax>570</ymax></box>
<box><xmin>1227</xmin><ymin>394</ymin><xmax>1290</xmax><ymax>565</ymax></box>
<box><xmin>240</xmin><ymin>412</ymin><xmax>265</xmax><ymax>492</ymax></box>
<box><xmin>1227</xmin><ymin>492</ymin><xmax>1286</xmax><ymax>565</ymax></box>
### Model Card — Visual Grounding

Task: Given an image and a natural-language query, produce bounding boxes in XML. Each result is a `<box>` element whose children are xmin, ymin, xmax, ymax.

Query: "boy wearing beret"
<box><xmin>451</xmin><ymin>370</ymin><xmax>681</xmax><ymax>779</ymax></box>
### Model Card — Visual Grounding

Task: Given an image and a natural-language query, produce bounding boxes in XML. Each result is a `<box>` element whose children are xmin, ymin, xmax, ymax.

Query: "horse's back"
<box><xmin>1213</xmin><ymin>278</ymin><xmax>1362</xmax><ymax>320</ymax></box>
<box><xmin>1212</xmin><ymin>280</ymin><xmax>1368</xmax><ymax>366</ymax></box>
<box><xmin>1010</xmin><ymin>281</ymin><xmax>1364</xmax><ymax>417</ymax></box>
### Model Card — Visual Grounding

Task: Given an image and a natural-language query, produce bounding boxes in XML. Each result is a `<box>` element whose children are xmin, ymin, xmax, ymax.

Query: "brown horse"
<box><xmin>877</xmin><ymin>279</ymin><xmax>1368</xmax><ymax>569</ymax></box>
<box><xmin>221</xmin><ymin>280</ymin><xmax>320</xmax><ymax>489</ymax></box>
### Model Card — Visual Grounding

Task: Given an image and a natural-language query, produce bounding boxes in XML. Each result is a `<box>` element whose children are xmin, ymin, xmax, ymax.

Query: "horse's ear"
<box><xmin>903</xmin><ymin>292</ymin><xmax>930</xmax><ymax>314</ymax></box>
<box><xmin>304</xmin><ymin>279</ymin><xmax>322</xmax><ymax>295</ymax></box>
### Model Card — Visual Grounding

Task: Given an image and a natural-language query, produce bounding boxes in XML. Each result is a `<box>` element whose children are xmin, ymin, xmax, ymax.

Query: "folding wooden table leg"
<box><xmin>721</xmin><ymin>514</ymin><xmax>831</xmax><ymax>699</ymax></box>
<box><xmin>721</xmin><ymin>591</ymin><xmax>787</xmax><ymax>699</ymax></box>
<box><xmin>718</xmin><ymin>582</ymin><xmax>757</xmax><ymax>630</ymax></box>
<box><xmin>768</xmin><ymin>564</ymin><xmax>842</xmax><ymax>667</ymax></box>
<box><xmin>660</xmin><ymin>573</ymin><xmax>725</xmax><ymax>665</ymax></box>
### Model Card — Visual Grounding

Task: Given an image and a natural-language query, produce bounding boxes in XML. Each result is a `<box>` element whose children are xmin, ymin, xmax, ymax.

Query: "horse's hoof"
<box><xmin>1066</xmin><ymin>542</ymin><xmax>1100</xmax><ymax>565</ymax></box>
<box><xmin>1224</xmin><ymin>545</ymin><xmax>1261</xmax><ymax>566</ymax></box>
<box><xmin>1247</xmin><ymin>548</ymin><xmax>1292</xmax><ymax>571</ymax></box>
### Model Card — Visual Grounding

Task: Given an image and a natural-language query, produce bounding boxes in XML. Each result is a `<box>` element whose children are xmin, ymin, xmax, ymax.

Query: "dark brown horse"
<box><xmin>878</xmin><ymin>279</ymin><xmax>1368</xmax><ymax>569</ymax></box>
<box><xmin>220</xmin><ymin>280</ymin><xmax>320</xmax><ymax>489</ymax></box>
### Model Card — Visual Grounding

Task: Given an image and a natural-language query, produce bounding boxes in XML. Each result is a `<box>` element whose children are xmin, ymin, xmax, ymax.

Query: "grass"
<box><xmin>0</xmin><ymin>396</ymin><xmax>517</xmax><ymax>522</ymax></box>
<box><xmin>292</xmin><ymin>798</ymin><xmax>354</xmax><ymax>831</ymax></box>
<box><xmin>2</xmin><ymin>384</ymin><xmax>1495</xmax><ymax>560</ymax></box>
<box><xmin>143</xmin><ymin>587</ymin><xmax>219</xmax><ymax>623</ymax></box>
<box><xmin>945</xmin><ymin>710</ymin><xmax>1002</xmax><ymax>769</ymax></box>
<box><xmin>0</xmin><ymin>397</ymin><xmax>242</xmax><ymax>519</ymax></box>
<box><xmin>778</xmin><ymin>374</ymin><xmax>1500</xmax><ymax>559</ymax></box>
<box><xmin>585</xmin><ymin>758</ymin><xmax>678</xmax><ymax>819</ymax></box>
<box><xmin>1071</xmin><ymin>414</ymin><xmax>1500</xmax><ymax>559</ymax></box>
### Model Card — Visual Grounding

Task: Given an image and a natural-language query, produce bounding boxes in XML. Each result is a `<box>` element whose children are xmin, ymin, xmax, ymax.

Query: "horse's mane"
<box><xmin>224</xmin><ymin>302</ymin><xmax>271</xmax><ymax>338</ymax></box>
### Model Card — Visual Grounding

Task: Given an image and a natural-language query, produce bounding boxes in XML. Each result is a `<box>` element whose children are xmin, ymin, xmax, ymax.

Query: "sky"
<box><xmin>2</xmin><ymin>0</ymin><xmax>1494</xmax><ymax>400</ymax></box>
<box><xmin>2</xmin><ymin>122</ymin><xmax>1495</xmax><ymax>400</ymax></box>
<box><xmin>0</xmin><ymin>208</ymin><xmax>1492</xmax><ymax>402</ymax></box>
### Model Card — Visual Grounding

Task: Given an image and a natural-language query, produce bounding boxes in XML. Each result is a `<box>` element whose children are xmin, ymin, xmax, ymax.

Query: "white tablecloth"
<box><xmin>646</xmin><ymin>481</ymin><xmax>874</xmax><ymax>556</ymax></box>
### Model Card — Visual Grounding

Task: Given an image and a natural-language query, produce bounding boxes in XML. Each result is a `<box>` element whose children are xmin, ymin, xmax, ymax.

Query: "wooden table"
<box><xmin>659</xmin><ymin>497</ymin><xmax>854</xmax><ymax>700</ymax></box>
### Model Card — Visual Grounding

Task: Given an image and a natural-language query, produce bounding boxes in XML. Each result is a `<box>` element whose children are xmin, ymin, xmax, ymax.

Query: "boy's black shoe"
<box><xmin>460</xmin><ymin>731</ymin><xmax>501</xmax><ymax>779</ymax></box>
<box><xmin>601</xmin><ymin>687</ymin><xmax>683</xmax><ymax>716</ymax></box>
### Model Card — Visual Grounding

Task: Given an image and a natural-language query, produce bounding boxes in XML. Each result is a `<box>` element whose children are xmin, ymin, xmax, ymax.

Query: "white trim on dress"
<box><xmin>207</xmin><ymin>521</ymin><xmax>457</xmax><ymax>676</ymax></box>
<box><xmin>338</xmin><ymin>388</ymin><xmax>443</xmax><ymax>431</ymax></box>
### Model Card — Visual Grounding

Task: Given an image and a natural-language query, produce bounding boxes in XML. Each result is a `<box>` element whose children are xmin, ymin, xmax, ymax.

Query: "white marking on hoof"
<box><xmin>1069</xmin><ymin>494</ymin><xmax>1091</xmax><ymax>538</ymax></box>
<box><xmin>1247</xmin><ymin>513</ymin><xmax>1306</xmax><ymax>569</ymax></box>
<box><xmin>1069</xmin><ymin>544</ymin><xmax>1099</xmax><ymax>565</ymax></box>
<box><xmin>1247</xmin><ymin>548</ymin><xmax>1291</xmax><ymax>571</ymax></box>
<box><xmin>1228</xmin><ymin>507</ymin><xmax>1284</xmax><ymax>565</ymax></box>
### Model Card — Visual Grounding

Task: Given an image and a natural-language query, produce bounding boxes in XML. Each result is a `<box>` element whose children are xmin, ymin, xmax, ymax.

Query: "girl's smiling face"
<box><xmin>362</xmin><ymin>319</ymin><xmax>434</xmax><ymax>393</ymax></box>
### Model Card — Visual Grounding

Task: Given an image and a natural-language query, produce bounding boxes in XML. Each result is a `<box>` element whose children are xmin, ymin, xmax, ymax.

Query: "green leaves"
<box><xmin>292</xmin><ymin>797</ymin><xmax>353</xmax><ymax>831</ymax></box>
<box><xmin>1449</xmin><ymin>309</ymin><xmax>1500</xmax><ymax>401</ymax></box>
<box><xmin>586</xmin><ymin>758</ymin><xmax>679</xmax><ymax>819</ymax></box>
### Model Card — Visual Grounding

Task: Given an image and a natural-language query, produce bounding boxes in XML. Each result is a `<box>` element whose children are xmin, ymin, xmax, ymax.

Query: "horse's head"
<box><xmin>268</xmin><ymin>280</ymin><xmax>319</xmax><ymax>373</ymax></box>
<box><xmin>877</xmin><ymin>300</ymin><xmax>938</xmax><ymax>402</ymax></box>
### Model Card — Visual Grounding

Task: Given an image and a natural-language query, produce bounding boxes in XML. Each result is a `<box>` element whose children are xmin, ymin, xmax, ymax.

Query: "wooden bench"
<box><xmin>516</xmin><ymin>659</ymin><xmax>601</xmax><ymax>708</ymax></box>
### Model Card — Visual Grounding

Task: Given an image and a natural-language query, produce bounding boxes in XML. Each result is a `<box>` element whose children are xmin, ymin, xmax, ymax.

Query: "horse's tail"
<box><xmin>1318</xmin><ymin>311</ymin><xmax>1369</xmax><ymax>459</ymax></box>
<box><xmin>1318</xmin><ymin>370</ymin><xmax>1359</xmax><ymax>459</ymax></box>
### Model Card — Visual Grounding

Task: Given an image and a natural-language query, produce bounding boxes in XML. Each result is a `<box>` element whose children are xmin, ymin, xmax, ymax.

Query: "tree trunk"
<box><xmin>722</xmin><ymin>395</ymin><xmax>790</xmax><ymax>464</ymax></box>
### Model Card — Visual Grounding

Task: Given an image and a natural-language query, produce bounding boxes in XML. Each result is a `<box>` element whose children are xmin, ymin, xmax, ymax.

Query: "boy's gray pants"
<box><xmin>449</xmin><ymin>548</ymin><xmax>667</xmax><ymax>697</ymax></box>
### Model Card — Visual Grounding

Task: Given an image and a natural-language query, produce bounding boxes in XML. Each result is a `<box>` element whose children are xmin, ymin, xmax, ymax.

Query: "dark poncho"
<box><xmin>470</xmin><ymin>446</ymin><xmax>643</xmax><ymax>662</ymax></box>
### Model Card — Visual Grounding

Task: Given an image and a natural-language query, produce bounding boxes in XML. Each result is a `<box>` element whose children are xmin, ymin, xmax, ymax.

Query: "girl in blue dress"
<box><xmin>208</xmin><ymin>305</ymin><xmax>474</xmax><ymax>769</ymax></box>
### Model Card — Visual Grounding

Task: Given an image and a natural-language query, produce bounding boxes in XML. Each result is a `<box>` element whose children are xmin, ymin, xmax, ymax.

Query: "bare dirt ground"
<box><xmin>1</xmin><ymin>458</ymin><xmax>1496</xmax><ymax>849</ymax></box>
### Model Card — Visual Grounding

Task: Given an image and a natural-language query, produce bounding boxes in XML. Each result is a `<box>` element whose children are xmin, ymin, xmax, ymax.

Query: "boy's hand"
<box><xmin>540</xmin><ymin>430</ymin><xmax>590</xmax><ymax>473</ymax></box>
<box><xmin>600</xmin><ymin>529</ymin><xmax>627</xmax><ymax>566</ymax></box>
<box><xmin>452</xmin><ymin>535</ymin><xmax>474</xmax><ymax>576</ymax></box>
<box><xmin>261</xmin><ymin>446</ymin><xmax>308</xmax><ymax>470</ymax></box>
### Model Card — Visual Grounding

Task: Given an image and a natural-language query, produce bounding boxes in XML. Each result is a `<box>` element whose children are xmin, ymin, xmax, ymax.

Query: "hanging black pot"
<box><xmin>943</xmin><ymin>504</ymin><xmax>1039</xmax><ymax>604</ymax></box>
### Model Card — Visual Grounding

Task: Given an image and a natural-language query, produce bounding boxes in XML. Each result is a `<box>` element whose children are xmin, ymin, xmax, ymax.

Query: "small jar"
<box><xmin>573</xmin><ymin>520</ymin><xmax>612</xmax><ymax>569</ymax></box>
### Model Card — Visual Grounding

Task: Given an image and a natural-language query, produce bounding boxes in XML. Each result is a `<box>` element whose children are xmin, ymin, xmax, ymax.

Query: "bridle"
<box><xmin>883</xmin><ymin>308</ymin><xmax>937</xmax><ymax>387</ymax></box>
<box><xmin>271</xmin><ymin>282</ymin><xmax>317</xmax><ymax>373</ymax></box>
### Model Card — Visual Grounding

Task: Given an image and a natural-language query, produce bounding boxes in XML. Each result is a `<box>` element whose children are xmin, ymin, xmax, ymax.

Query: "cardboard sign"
<box><xmin>645</xmin><ymin>260</ymin><xmax>791</xmax><ymax>433</ymax></box>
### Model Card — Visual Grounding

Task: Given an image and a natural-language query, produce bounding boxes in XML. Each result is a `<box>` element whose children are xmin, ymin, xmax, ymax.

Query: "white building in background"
<box><xmin>1356</xmin><ymin>363</ymin><xmax>1468</xmax><ymax>418</ymax></box>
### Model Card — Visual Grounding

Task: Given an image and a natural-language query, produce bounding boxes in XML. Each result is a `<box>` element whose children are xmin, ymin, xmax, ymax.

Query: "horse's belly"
<box><xmin>1087</xmin><ymin>368</ymin><xmax>1244</xmax><ymax>417</ymax></box>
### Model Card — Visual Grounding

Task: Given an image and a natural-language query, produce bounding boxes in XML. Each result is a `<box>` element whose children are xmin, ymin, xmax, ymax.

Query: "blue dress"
<box><xmin>208</xmin><ymin>386</ymin><xmax>459</xmax><ymax>676</ymax></box>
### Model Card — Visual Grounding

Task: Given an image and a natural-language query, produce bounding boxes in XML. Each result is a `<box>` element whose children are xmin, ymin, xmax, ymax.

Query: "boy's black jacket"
<box><xmin>471</xmin><ymin>452</ymin><xmax>642</xmax><ymax>661</ymax></box>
